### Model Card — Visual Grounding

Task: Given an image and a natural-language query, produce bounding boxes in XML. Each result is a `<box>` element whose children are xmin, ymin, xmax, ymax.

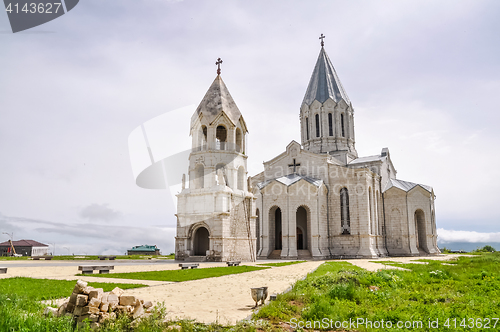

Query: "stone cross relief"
<box><xmin>288</xmin><ymin>159</ymin><xmax>301</xmax><ymax>174</ymax></box>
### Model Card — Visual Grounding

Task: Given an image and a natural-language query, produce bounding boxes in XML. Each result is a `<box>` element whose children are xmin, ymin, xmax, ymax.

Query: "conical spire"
<box><xmin>302</xmin><ymin>47</ymin><xmax>350</xmax><ymax>106</ymax></box>
<box><xmin>190</xmin><ymin>75</ymin><xmax>246</xmax><ymax>131</ymax></box>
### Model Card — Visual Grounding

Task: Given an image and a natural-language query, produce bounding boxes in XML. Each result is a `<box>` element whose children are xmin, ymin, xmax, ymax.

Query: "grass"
<box><xmin>257</xmin><ymin>260</ymin><xmax>306</xmax><ymax>267</ymax></box>
<box><xmin>255</xmin><ymin>253</ymin><xmax>500</xmax><ymax>331</ymax></box>
<box><xmin>80</xmin><ymin>265</ymin><xmax>269</xmax><ymax>282</ymax></box>
<box><xmin>0</xmin><ymin>277</ymin><xmax>145</xmax><ymax>301</ymax></box>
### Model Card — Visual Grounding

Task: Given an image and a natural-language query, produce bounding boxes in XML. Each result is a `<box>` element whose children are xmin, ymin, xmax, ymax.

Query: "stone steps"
<box><xmin>267</xmin><ymin>250</ymin><xmax>281</xmax><ymax>259</ymax></box>
<box><xmin>297</xmin><ymin>250</ymin><xmax>312</xmax><ymax>259</ymax></box>
<box><xmin>185</xmin><ymin>256</ymin><xmax>207</xmax><ymax>262</ymax></box>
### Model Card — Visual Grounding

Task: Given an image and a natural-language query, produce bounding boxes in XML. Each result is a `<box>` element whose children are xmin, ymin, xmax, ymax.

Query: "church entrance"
<box><xmin>414</xmin><ymin>210</ymin><xmax>427</xmax><ymax>253</ymax></box>
<box><xmin>193</xmin><ymin>227</ymin><xmax>210</xmax><ymax>256</ymax></box>
<box><xmin>296</xmin><ymin>227</ymin><xmax>304</xmax><ymax>250</ymax></box>
<box><xmin>296</xmin><ymin>206</ymin><xmax>308</xmax><ymax>250</ymax></box>
<box><xmin>269</xmin><ymin>207</ymin><xmax>282</xmax><ymax>250</ymax></box>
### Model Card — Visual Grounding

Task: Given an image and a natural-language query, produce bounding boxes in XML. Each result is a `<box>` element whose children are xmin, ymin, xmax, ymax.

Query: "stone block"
<box><xmin>66</xmin><ymin>302</ymin><xmax>75</xmax><ymax>314</ymax></box>
<box><xmin>88</xmin><ymin>288</ymin><xmax>103</xmax><ymax>301</ymax></box>
<box><xmin>132</xmin><ymin>304</ymin><xmax>144</xmax><ymax>319</ymax></box>
<box><xmin>76</xmin><ymin>294</ymin><xmax>88</xmax><ymax>307</ymax></box>
<box><xmin>119</xmin><ymin>295</ymin><xmax>136</xmax><ymax>306</ymax></box>
<box><xmin>73</xmin><ymin>306</ymin><xmax>89</xmax><ymax>316</ymax></box>
<box><xmin>101</xmin><ymin>293</ymin><xmax>109</xmax><ymax>303</ymax></box>
<box><xmin>107</xmin><ymin>293</ymin><xmax>119</xmax><ymax>306</ymax></box>
<box><xmin>82</xmin><ymin>286</ymin><xmax>94</xmax><ymax>295</ymax></box>
<box><xmin>74</xmin><ymin>280</ymin><xmax>88</xmax><ymax>294</ymax></box>
<box><xmin>100</xmin><ymin>302</ymin><xmax>109</xmax><ymax>312</ymax></box>
<box><xmin>57</xmin><ymin>302</ymin><xmax>68</xmax><ymax>316</ymax></box>
<box><xmin>143</xmin><ymin>300</ymin><xmax>153</xmax><ymax>309</ymax></box>
<box><xmin>110</xmin><ymin>287</ymin><xmax>124</xmax><ymax>297</ymax></box>
<box><xmin>69</xmin><ymin>292</ymin><xmax>78</xmax><ymax>305</ymax></box>
<box><xmin>89</xmin><ymin>297</ymin><xmax>101</xmax><ymax>308</ymax></box>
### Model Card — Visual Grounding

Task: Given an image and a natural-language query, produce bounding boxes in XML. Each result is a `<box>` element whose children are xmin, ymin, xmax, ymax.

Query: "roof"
<box><xmin>128</xmin><ymin>245</ymin><xmax>158</xmax><ymax>252</ymax></box>
<box><xmin>190</xmin><ymin>75</ymin><xmax>246</xmax><ymax>131</ymax></box>
<box><xmin>257</xmin><ymin>173</ymin><xmax>323</xmax><ymax>190</ymax></box>
<box><xmin>0</xmin><ymin>239</ymin><xmax>48</xmax><ymax>247</ymax></box>
<box><xmin>383</xmin><ymin>178</ymin><xmax>433</xmax><ymax>193</ymax></box>
<box><xmin>302</xmin><ymin>47</ymin><xmax>350</xmax><ymax>106</ymax></box>
<box><xmin>348</xmin><ymin>154</ymin><xmax>385</xmax><ymax>165</ymax></box>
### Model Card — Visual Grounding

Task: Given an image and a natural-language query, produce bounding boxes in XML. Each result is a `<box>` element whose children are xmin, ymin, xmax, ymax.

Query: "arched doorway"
<box><xmin>296</xmin><ymin>227</ymin><xmax>304</xmax><ymax>250</ymax></box>
<box><xmin>414</xmin><ymin>210</ymin><xmax>427</xmax><ymax>253</ymax></box>
<box><xmin>193</xmin><ymin>227</ymin><xmax>209</xmax><ymax>256</ymax></box>
<box><xmin>269</xmin><ymin>207</ymin><xmax>282</xmax><ymax>250</ymax></box>
<box><xmin>296</xmin><ymin>206</ymin><xmax>308</xmax><ymax>250</ymax></box>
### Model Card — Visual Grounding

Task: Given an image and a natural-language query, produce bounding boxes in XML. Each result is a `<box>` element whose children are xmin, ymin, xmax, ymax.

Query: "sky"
<box><xmin>1</xmin><ymin>0</ymin><xmax>499</xmax><ymax>255</ymax></box>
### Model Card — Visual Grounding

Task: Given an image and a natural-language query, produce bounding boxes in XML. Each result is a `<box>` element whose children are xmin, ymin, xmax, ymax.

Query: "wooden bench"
<box><xmin>32</xmin><ymin>256</ymin><xmax>53</xmax><ymax>260</ymax></box>
<box><xmin>78</xmin><ymin>265</ymin><xmax>114</xmax><ymax>274</ymax></box>
<box><xmin>98</xmin><ymin>256</ymin><xmax>116</xmax><ymax>260</ymax></box>
<box><xmin>0</xmin><ymin>267</ymin><xmax>7</xmax><ymax>274</ymax></box>
<box><xmin>226</xmin><ymin>261</ymin><xmax>241</xmax><ymax>266</ymax></box>
<box><xmin>178</xmin><ymin>263</ymin><xmax>199</xmax><ymax>270</ymax></box>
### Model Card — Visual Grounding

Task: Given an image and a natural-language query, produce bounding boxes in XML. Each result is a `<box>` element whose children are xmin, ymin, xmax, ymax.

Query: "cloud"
<box><xmin>437</xmin><ymin>228</ymin><xmax>500</xmax><ymax>243</ymax></box>
<box><xmin>0</xmin><ymin>213</ymin><xmax>175</xmax><ymax>255</ymax></box>
<box><xmin>79</xmin><ymin>204</ymin><xmax>122</xmax><ymax>221</ymax></box>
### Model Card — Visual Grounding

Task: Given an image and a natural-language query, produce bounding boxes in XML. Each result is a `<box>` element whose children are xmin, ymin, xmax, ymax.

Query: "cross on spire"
<box><xmin>288</xmin><ymin>159</ymin><xmax>301</xmax><ymax>174</ymax></box>
<box><xmin>216</xmin><ymin>58</ymin><xmax>223</xmax><ymax>75</ymax></box>
<box><xmin>319</xmin><ymin>33</ymin><xmax>325</xmax><ymax>47</ymax></box>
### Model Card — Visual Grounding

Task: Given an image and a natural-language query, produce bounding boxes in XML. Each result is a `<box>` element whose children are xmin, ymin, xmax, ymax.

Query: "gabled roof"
<box><xmin>348</xmin><ymin>154</ymin><xmax>385</xmax><ymax>165</ymax></box>
<box><xmin>257</xmin><ymin>173</ymin><xmax>323</xmax><ymax>190</ymax></box>
<box><xmin>0</xmin><ymin>239</ymin><xmax>48</xmax><ymax>247</ymax></box>
<box><xmin>383</xmin><ymin>178</ymin><xmax>433</xmax><ymax>193</ymax></box>
<box><xmin>190</xmin><ymin>75</ymin><xmax>247</xmax><ymax>131</ymax></box>
<box><xmin>302</xmin><ymin>47</ymin><xmax>350</xmax><ymax>106</ymax></box>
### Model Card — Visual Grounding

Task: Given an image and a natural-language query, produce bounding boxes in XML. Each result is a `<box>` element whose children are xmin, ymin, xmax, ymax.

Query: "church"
<box><xmin>175</xmin><ymin>38</ymin><xmax>440</xmax><ymax>261</ymax></box>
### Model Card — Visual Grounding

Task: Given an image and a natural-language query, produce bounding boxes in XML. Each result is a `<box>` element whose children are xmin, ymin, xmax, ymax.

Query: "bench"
<box><xmin>78</xmin><ymin>265</ymin><xmax>114</xmax><ymax>274</ymax></box>
<box><xmin>32</xmin><ymin>256</ymin><xmax>53</xmax><ymax>260</ymax></box>
<box><xmin>0</xmin><ymin>267</ymin><xmax>7</xmax><ymax>274</ymax></box>
<box><xmin>98</xmin><ymin>256</ymin><xmax>116</xmax><ymax>260</ymax></box>
<box><xmin>226</xmin><ymin>261</ymin><xmax>241</xmax><ymax>266</ymax></box>
<box><xmin>178</xmin><ymin>263</ymin><xmax>199</xmax><ymax>270</ymax></box>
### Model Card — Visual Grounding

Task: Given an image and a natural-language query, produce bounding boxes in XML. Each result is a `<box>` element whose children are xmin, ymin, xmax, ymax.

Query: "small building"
<box><xmin>0</xmin><ymin>239</ymin><xmax>49</xmax><ymax>257</ymax></box>
<box><xmin>127</xmin><ymin>245</ymin><xmax>160</xmax><ymax>256</ymax></box>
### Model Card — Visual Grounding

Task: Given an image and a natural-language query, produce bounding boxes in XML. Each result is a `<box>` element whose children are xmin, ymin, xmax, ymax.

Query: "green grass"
<box><xmin>257</xmin><ymin>260</ymin><xmax>306</xmax><ymax>267</ymax></box>
<box><xmin>0</xmin><ymin>277</ymin><xmax>145</xmax><ymax>300</ymax></box>
<box><xmin>81</xmin><ymin>265</ymin><xmax>269</xmax><ymax>282</ymax></box>
<box><xmin>255</xmin><ymin>253</ymin><xmax>500</xmax><ymax>331</ymax></box>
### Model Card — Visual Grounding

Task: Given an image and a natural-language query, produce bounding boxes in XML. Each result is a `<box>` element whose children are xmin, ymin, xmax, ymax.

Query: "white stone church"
<box><xmin>175</xmin><ymin>42</ymin><xmax>440</xmax><ymax>261</ymax></box>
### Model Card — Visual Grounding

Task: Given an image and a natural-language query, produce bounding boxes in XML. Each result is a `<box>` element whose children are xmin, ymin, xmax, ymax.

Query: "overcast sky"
<box><xmin>1</xmin><ymin>0</ymin><xmax>499</xmax><ymax>255</ymax></box>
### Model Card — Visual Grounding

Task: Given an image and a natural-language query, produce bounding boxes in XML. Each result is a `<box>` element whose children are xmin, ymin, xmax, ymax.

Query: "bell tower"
<box><xmin>175</xmin><ymin>58</ymin><xmax>256</xmax><ymax>262</ymax></box>
<box><xmin>300</xmin><ymin>34</ymin><xmax>357</xmax><ymax>163</ymax></box>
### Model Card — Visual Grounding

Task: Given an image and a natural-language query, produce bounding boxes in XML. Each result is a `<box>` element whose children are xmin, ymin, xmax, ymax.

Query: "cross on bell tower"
<box><xmin>319</xmin><ymin>33</ymin><xmax>325</xmax><ymax>47</ymax></box>
<box><xmin>216</xmin><ymin>58</ymin><xmax>223</xmax><ymax>75</ymax></box>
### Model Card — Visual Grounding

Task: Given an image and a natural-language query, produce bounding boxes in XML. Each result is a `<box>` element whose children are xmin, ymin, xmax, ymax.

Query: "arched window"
<box><xmin>202</xmin><ymin>126</ymin><xmax>207</xmax><ymax>150</ymax></box>
<box><xmin>216</xmin><ymin>125</ymin><xmax>227</xmax><ymax>150</ymax></box>
<box><xmin>194</xmin><ymin>164</ymin><xmax>204</xmax><ymax>189</ymax></box>
<box><xmin>315</xmin><ymin>114</ymin><xmax>320</xmax><ymax>137</ymax></box>
<box><xmin>328</xmin><ymin>113</ymin><xmax>333</xmax><ymax>136</ymax></box>
<box><xmin>237</xmin><ymin>166</ymin><xmax>245</xmax><ymax>190</ymax></box>
<box><xmin>215</xmin><ymin>163</ymin><xmax>229</xmax><ymax>187</ymax></box>
<box><xmin>235</xmin><ymin>128</ymin><xmax>242</xmax><ymax>153</ymax></box>
<box><xmin>340</xmin><ymin>113</ymin><xmax>345</xmax><ymax>137</ymax></box>
<box><xmin>340</xmin><ymin>187</ymin><xmax>350</xmax><ymax>234</ymax></box>
<box><xmin>305</xmin><ymin>117</ymin><xmax>309</xmax><ymax>140</ymax></box>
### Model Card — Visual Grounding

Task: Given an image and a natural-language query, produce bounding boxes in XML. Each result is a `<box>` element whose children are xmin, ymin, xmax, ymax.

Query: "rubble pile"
<box><xmin>44</xmin><ymin>280</ymin><xmax>154</xmax><ymax>328</ymax></box>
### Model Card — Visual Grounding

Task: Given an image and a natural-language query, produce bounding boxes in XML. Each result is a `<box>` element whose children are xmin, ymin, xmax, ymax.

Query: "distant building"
<box><xmin>0</xmin><ymin>239</ymin><xmax>49</xmax><ymax>257</ymax></box>
<box><xmin>127</xmin><ymin>245</ymin><xmax>160</xmax><ymax>256</ymax></box>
